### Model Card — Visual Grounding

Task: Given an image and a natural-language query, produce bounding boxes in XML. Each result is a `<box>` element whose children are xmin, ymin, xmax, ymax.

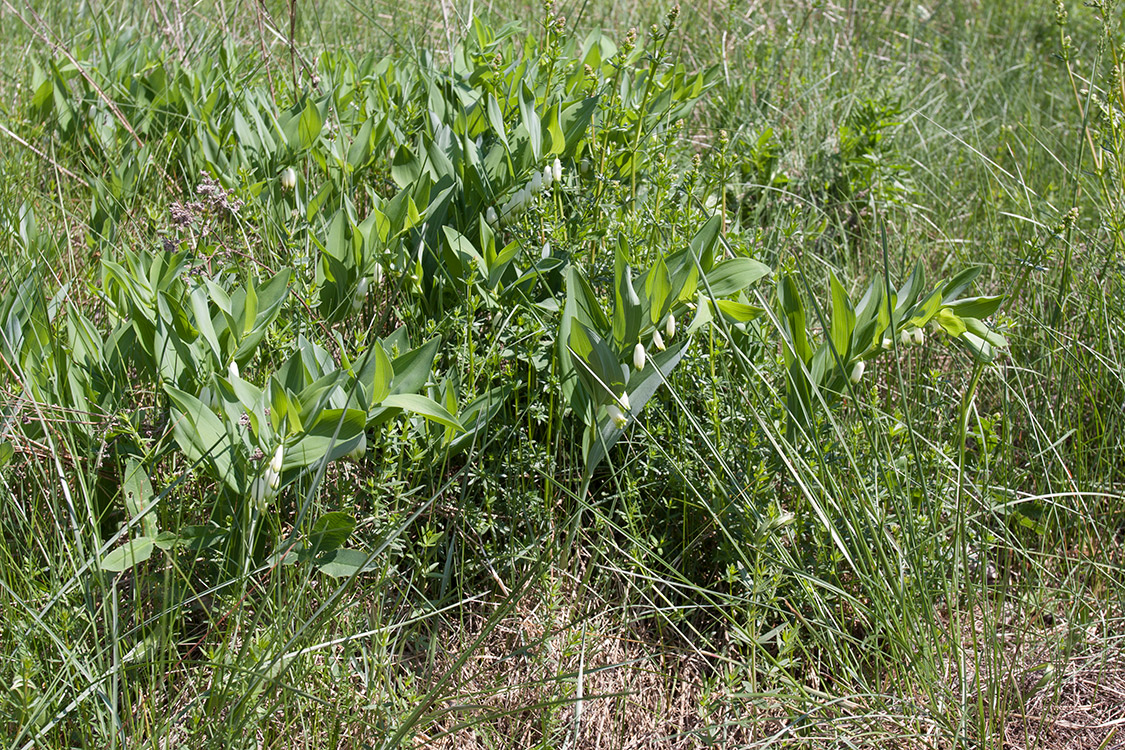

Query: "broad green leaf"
<box><xmin>368</xmin><ymin>345</ymin><xmax>393</xmax><ymax>407</ymax></box>
<box><xmin>100</xmin><ymin>537</ymin><xmax>155</xmax><ymax>572</ymax></box>
<box><xmin>612</xmin><ymin>261</ymin><xmax>642</xmax><ymax>348</ymax></box>
<box><xmin>829</xmin><ymin>273</ymin><xmax>855</xmax><ymax>359</ymax></box>
<box><xmin>519</xmin><ymin>82</ymin><xmax>541</xmax><ymax>160</ymax></box>
<box><xmin>569</xmin><ymin>322</ymin><xmax>627</xmax><ymax>407</ymax></box>
<box><xmin>347</xmin><ymin>117</ymin><xmax>375</xmax><ymax>169</ymax></box>
<box><xmin>942</xmin><ymin>266</ymin><xmax>983</xmax><ymax>302</ymax></box>
<box><xmin>704</xmin><ymin>258</ymin><xmax>771</xmax><ymax>298</ymax></box>
<box><xmin>645</xmin><ymin>254</ymin><xmax>672</xmax><ymax>324</ymax></box>
<box><xmin>906</xmin><ymin>290</ymin><xmax>943</xmax><ymax>328</ymax></box>
<box><xmin>308</xmin><ymin>511</ymin><xmax>356</xmax><ymax>554</ymax></box>
<box><xmin>296</xmin><ymin>99</ymin><xmax>324</xmax><ymax>150</ymax></box>
<box><xmin>166</xmin><ymin>386</ymin><xmax>238</xmax><ymax>493</ymax></box>
<box><xmin>313</xmin><ymin>548</ymin><xmax>379</xmax><ymax>578</ymax></box>
<box><xmin>715</xmin><ymin>299</ymin><xmax>766</xmax><ymax>323</ymax></box>
<box><xmin>945</xmin><ymin>295</ymin><xmax>1004</xmax><ymax>319</ymax></box>
<box><xmin>690</xmin><ymin>215</ymin><xmax>722</xmax><ymax>271</ymax></box>
<box><xmin>935</xmin><ymin>307</ymin><xmax>967</xmax><ymax>337</ymax></box>
<box><xmin>382</xmin><ymin>393</ymin><xmax>464</xmax><ymax>431</ymax></box>
<box><xmin>286</xmin><ymin>408</ymin><xmax>366</xmax><ymax>469</ymax></box>
<box><xmin>122</xmin><ymin>459</ymin><xmax>159</xmax><ymax>539</ymax></box>
<box><xmin>486</xmin><ymin>93</ymin><xmax>509</xmax><ymax>152</ymax></box>
<box><xmin>777</xmin><ymin>274</ymin><xmax>811</xmax><ymax>365</ymax></box>
<box><xmin>584</xmin><ymin>342</ymin><xmax>689</xmax><ymax>476</ymax></box>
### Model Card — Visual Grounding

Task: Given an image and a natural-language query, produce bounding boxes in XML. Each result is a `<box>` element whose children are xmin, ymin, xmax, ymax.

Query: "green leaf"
<box><xmin>560</xmin><ymin>96</ymin><xmax>598</xmax><ymax>156</ymax></box>
<box><xmin>935</xmin><ymin>307</ymin><xmax>967</xmax><ymax>337</ymax></box>
<box><xmin>312</xmin><ymin>548</ymin><xmax>379</xmax><ymax>578</ymax></box>
<box><xmin>945</xmin><ymin>295</ymin><xmax>1004</xmax><ymax>319</ymax></box>
<box><xmin>612</xmin><ymin>261</ymin><xmax>643</xmax><ymax>348</ymax></box>
<box><xmin>286</xmin><ymin>408</ymin><xmax>366</xmax><ymax>469</ymax></box>
<box><xmin>906</xmin><ymin>290</ymin><xmax>943</xmax><ymax>328</ymax></box>
<box><xmin>296</xmin><ymin>99</ymin><xmax>324</xmax><ymax>151</ymax></box>
<box><xmin>704</xmin><ymin>257</ymin><xmax>771</xmax><ymax>298</ymax></box>
<box><xmin>645</xmin><ymin>254</ymin><xmax>672</xmax><ymax>324</ymax></box>
<box><xmin>122</xmin><ymin>459</ymin><xmax>159</xmax><ymax>539</ymax></box>
<box><xmin>390</xmin><ymin>337</ymin><xmax>440</xmax><ymax>395</ymax></box>
<box><xmin>690</xmin><ymin>215</ymin><xmax>722</xmax><ymax>271</ymax></box>
<box><xmin>382</xmin><ymin>393</ymin><xmax>464</xmax><ymax>431</ymax></box>
<box><xmin>519</xmin><ymin>82</ymin><xmax>541</xmax><ymax>160</ymax></box>
<box><xmin>165</xmin><ymin>386</ymin><xmax>238</xmax><ymax>493</ymax></box>
<box><xmin>347</xmin><ymin>117</ymin><xmax>375</xmax><ymax>170</ymax></box>
<box><xmin>308</xmin><ymin>512</ymin><xmax>356</xmax><ymax>554</ymax></box>
<box><xmin>829</xmin><ymin>273</ymin><xmax>855</xmax><ymax>359</ymax></box>
<box><xmin>368</xmin><ymin>344</ymin><xmax>393</xmax><ymax>407</ymax></box>
<box><xmin>777</xmin><ymin>274</ymin><xmax>811</xmax><ymax>365</ymax></box>
<box><xmin>100</xmin><ymin>537</ymin><xmax>155</xmax><ymax>572</ymax></box>
<box><xmin>941</xmin><ymin>266</ymin><xmax>983</xmax><ymax>302</ymax></box>
<box><xmin>584</xmin><ymin>342</ymin><xmax>689</xmax><ymax>476</ymax></box>
<box><xmin>715</xmin><ymin>299</ymin><xmax>765</xmax><ymax>323</ymax></box>
<box><xmin>486</xmin><ymin>93</ymin><xmax>509</xmax><ymax>152</ymax></box>
<box><xmin>568</xmin><ymin>322</ymin><xmax>627</xmax><ymax>408</ymax></box>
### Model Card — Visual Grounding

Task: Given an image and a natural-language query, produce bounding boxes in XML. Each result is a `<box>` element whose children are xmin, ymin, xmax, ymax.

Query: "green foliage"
<box><xmin>1</xmin><ymin>2</ymin><xmax>1121</xmax><ymax>748</ymax></box>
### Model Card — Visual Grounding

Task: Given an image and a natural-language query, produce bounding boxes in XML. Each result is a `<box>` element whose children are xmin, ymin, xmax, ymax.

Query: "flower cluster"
<box><xmin>607</xmin><ymin>391</ymin><xmax>631</xmax><ymax>429</ymax></box>
<box><xmin>251</xmin><ymin>444</ymin><xmax>284</xmax><ymax>509</ymax></box>
<box><xmin>489</xmin><ymin>158</ymin><xmax>563</xmax><ymax>226</ymax></box>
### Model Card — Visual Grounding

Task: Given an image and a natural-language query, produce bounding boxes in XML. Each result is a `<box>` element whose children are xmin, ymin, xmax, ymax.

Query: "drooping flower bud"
<box><xmin>617</xmin><ymin>391</ymin><xmax>630</xmax><ymax>412</ymax></box>
<box><xmin>607</xmin><ymin>403</ymin><xmax>627</xmax><ymax>428</ymax></box>
<box><xmin>352</xmin><ymin>277</ymin><xmax>370</xmax><ymax>312</ymax></box>
<box><xmin>881</xmin><ymin>336</ymin><xmax>894</xmax><ymax>351</ymax></box>
<box><xmin>900</xmin><ymin>328</ymin><xmax>913</xmax><ymax>347</ymax></box>
<box><xmin>912</xmin><ymin>328</ymin><xmax>926</xmax><ymax>346</ymax></box>
<box><xmin>530</xmin><ymin>170</ymin><xmax>543</xmax><ymax>194</ymax></box>
<box><xmin>652</xmin><ymin>328</ymin><xmax>666</xmax><ymax>351</ymax></box>
<box><xmin>280</xmin><ymin>167</ymin><xmax>297</xmax><ymax>191</ymax></box>
<box><xmin>552</xmin><ymin>157</ymin><xmax>562</xmax><ymax>182</ymax></box>
<box><xmin>269</xmin><ymin>444</ymin><xmax>284</xmax><ymax>475</ymax></box>
<box><xmin>633</xmin><ymin>343</ymin><xmax>646</xmax><ymax>371</ymax></box>
<box><xmin>849</xmin><ymin>360</ymin><xmax>866</xmax><ymax>385</ymax></box>
<box><xmin>228</xmin><ymin>360</ymin><xmax>240</xmax><ymax>380</ymax></box>
<box><xmin>251</xmin><ymin>475</ymin><xmax>274</xmax><ymax>509</ymax></box>
<box><xmin>665</xmin><ymin>314</ymin><xmax>676</xmax><ymax>340</ymax></box>
<box><xmin>542</xmin><ymin>166</ymin><xmax>554</xmax><ymax>188</ymax></box>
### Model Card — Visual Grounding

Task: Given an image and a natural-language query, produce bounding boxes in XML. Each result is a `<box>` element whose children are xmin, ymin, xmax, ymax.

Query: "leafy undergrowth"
<box><xmin>1</xmin><ymin>1</ymin><xmax>1122</xmax><ymax>748</ymax></box>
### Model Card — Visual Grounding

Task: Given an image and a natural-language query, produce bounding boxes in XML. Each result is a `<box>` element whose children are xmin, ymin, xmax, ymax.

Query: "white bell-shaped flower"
<box><xmin>848</xmin><ymin>360</ymin><xmax>866</xmax><ymax>385</ymax></box>
<box><xmin>633</xmin><ymin>343</ymin><xmax>646</xmax><ymax>371</ymax></box>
